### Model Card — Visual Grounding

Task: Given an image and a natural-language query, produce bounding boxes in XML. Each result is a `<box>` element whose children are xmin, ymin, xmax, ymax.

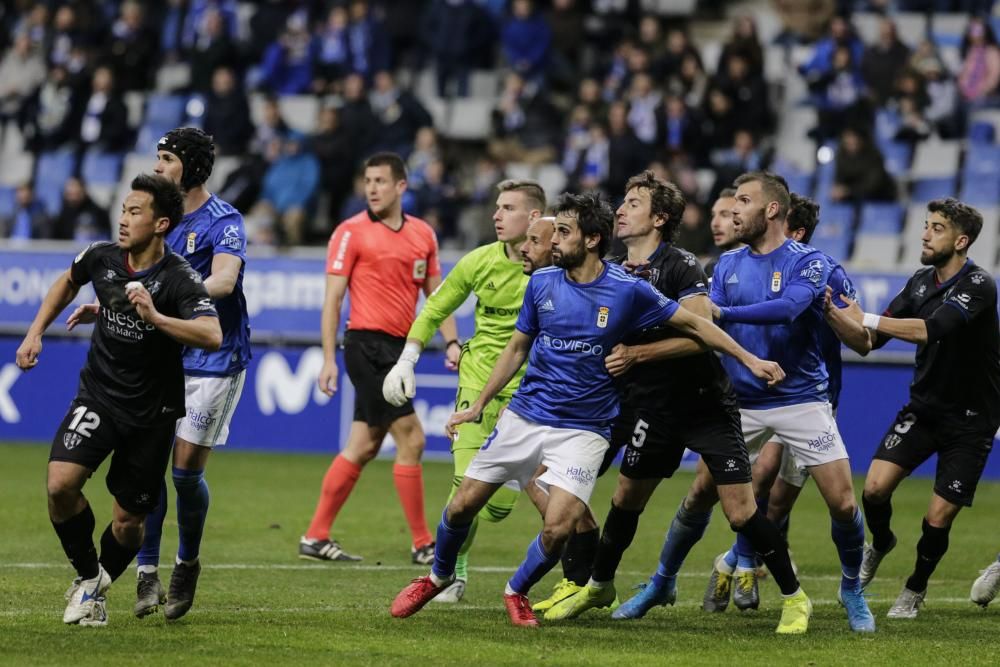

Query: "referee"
<box><xmin>299</xmin><ymin>152</ymin><xmax>458</xmax><ymax>564</ymax></box>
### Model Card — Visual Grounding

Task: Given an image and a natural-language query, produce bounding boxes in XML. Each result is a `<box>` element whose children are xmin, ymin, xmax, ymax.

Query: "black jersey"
<box><xmin>612</xmin><ymin>244</ymin><xmax>736</xmax><ymax>411</ymax></box>
<box><xmin>875</xmin><ymin>260</ymin><xmax>1000</xmax><ymax>426</ymax></box>
<box><xmin>69</xmin><ymin>242</ymin><xmax>218</xmax><ymax>426</ymax></box>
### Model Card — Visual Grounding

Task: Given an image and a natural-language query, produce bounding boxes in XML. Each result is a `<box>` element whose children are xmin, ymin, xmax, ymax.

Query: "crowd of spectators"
<box><xmin>0</xmin><ymin>0</ymin><xmax>999</xmax><ymax>256</ymax></box>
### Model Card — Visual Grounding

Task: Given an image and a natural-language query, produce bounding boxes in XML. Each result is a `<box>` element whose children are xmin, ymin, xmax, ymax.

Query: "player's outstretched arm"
<box><xmin>833</xmin><ymin>293</ymin><xmax>929</xmax><ymax>345</ymax></box>
<box><xmin>665</xmin><ymin>306</ymin><xmax>785</xmax><ymax>386</ymax></box>
<box><xmin>16</xmin><ymin>269</ymin><xmax>81</xmax><ymax>370</ymax></box>
<box><xmin>445</xmin><ymin>330</ymin><xmax>533</xmax><ymax>437</ymax></box>
<box><xmin>318</xmin><ymin>274</ymin><xmax>348</xmax><ymax>397</ymax></box>
<box><xmin>604</xmin><ymin>294</ymin><xmax>712</xmax><ymax>376</ymax></box>
<box><xmin>824</xmin><ymin>287</ymin><xmax>872</xmax><ymax>355</ymax></box>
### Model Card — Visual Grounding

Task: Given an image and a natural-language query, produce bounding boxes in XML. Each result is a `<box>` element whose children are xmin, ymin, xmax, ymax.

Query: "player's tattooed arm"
<box><xmin>445</xmin><ymin>330</ymin><xmax>533</xmax><ymax>438</ymax></box>
<box><xmin>16</xmin><ymin>269</ymin><xmax>82</xmax><ymax>370</ymax></box>
<box><xmin>604</xmin><ymin>294</ymin><xmax>712</xmax><ymax>376</ymax></box>
<box><xmin>823</xmin><ymin>287</ymin><xmax>872</xmax><ymax>355</ymax></box>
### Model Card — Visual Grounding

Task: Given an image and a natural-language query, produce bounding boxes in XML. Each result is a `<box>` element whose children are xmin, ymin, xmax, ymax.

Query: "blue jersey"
<box><xmin>508</xmin><ymin>262</ymin><xmax>679</xmax><ymax>438</ymax></box>
<box><xmin>822</xmin><ymin>256</ymin><xmax>858</xmax><ymax>410</ymax></box>
<box><xmin>710</xmin><ymin>239</ymin><xmax>829</xmax><ymax>409</ymax></box>
<box><xmin>166</xmin><ymin>194</ymin><xmax>251</xmax><ymax>376</ymax></box>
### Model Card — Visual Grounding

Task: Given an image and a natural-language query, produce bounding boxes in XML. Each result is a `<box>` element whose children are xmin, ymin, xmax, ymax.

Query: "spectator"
<box><xmin>260</xmin><ymin>11</ymin><xmax>318</xmax><ymax>95</ymax></box>
<box><xmin>718</xmin><ymin>16</ymin><xmax>764</xmax><ymax>82</ymax></box>
<box><xmin>250</xmin><ymin>95</ymin><xmax>288</xmax><ymax>156</ymax></box>
<box><xmin>655</xmin><ymin>27</ymin><xmax>700</xmax><ymax>80</ymax></box>
<box><xmin>248</xmin><ymin>0</ymin><xmax>293</xmax><ymax>63</ymax></box>
<box><xmin>23</xmin><ymin>64</ymin><xmax>83</xmax><ymax>153</ymax></box>
<box><xmin>488</xmin><ymin>71</ymin><xmax>560</xmax><ymax>165</ymax></box>
<box><xmin>13</xmin><ymin>5</ymin><xmax>50</xmax><ymax>51</ymax></box>
<box><xmin>700</xmin><ymin>87</ymin><xmax>738</xmax><ymax>153</ymax></box>
<box><xmin>203</xmin><ymin>66</ymin><xmax>253</xmax><ymax>155</ymax></box>
<box><xmin>861</xmin><ymin>18</ymin><xmax>912</xmax><ymax>106</ymax></box>
<box><xmin>314</xmin><ymin>5</ymin><xmax>352</xmax><ymax>95</ymax></box>
<box><xmin>0</xmin><ymin>33</ymin><xmax>46</xmax><ymax>130</ymax></box>
<box><xmin>501</xmin><ymin>0</ymin><xmax>551</xmax><ymax>85</ymax></box>
<box><xmin>249</xmin><ymin>132</ymin><xmax>320</xmax><ymax>246</ymax></box>
<box><xmin>105</xmin><ymin>1</ymin><xmax>158</xmax><ymax>91</ymax></box>
<box><xmin>893</xmin><ymin>95</ymin><xmax>931</xmax><ymax>144</ymax></box>
<box><xmin>772</xmin><ymin>0</ymin><xmax>836</xmax><ymax>45</ymax></box>
<box><xmin>637</xmin><ymin>15</ymin><xmax>665</xmax><ymax>64</ymax></box>
<box><xmin>188</xmin><ymin>7</ymin><xmax>241</xmax><ymax>94</ymax></box>
<box><xmin>368</xmin><ymin>70</ymin><xmax>432</xmax><ymax>157</ymax></box>
<box><xmin>658</xmin><ymin>95</ymin><xmax>704</xmax><ymax>164</ymax></box>
<box><xmin>576</xmin><ymin>77</ymin><xmax>607</xmax><ymax>122</ymax></box>
<box><xmin>606</xmin><ymin>100</ymin><xmax>650</xmax><ymax>197</ymax></box>
<box><xmin>413</xmin><ymin>158</ymin><xmax>460</xmax><ymax>238</ymax></box>
<box><xmin>715</xmin><ymin>52</ymin><xmax>772</xmax><ymax>135</ymax></box>
<box><xmin>456</xmin><ymin>156</ymin><xmax>503</xmax><ymax>245</ymax></box>
<box><xmin>181</xmin><ymin>0</ymin><xmax>239</xmax><ymax>50</ymax></box>
<box><xmin>812</xmin><ymin>45</ymin><xmax>868</xmax><ymax>143</ymax></box>
<box><xmin>313</xmin><ymin>106</ymin><xmax>356</xmax><ymax>221</ymax></box>
<box><xmin>53</xmin><ymin>177</ymin><xmax>111</xmax><ymax>241</ymax></box>
<box><xmin>831</xmin><ymin>127</ymin><xmax>895</xmax><ymax>202</ymax></box>
<box><xmin>48</xmin><ymin>5</ymin><xmax>91</xmax><ymax>69</ymax></box>
<box><xmin>0</xmin><ymin>182</ymin><xmax>50</xmax><ymax>240</ymax></box>
<box><xmin>338</xmin><ymin>73</ymin><xmax>379</xmax><ymax>157</ymax></box>
<box><xmin>77</xmin><ymin>65</ymin><xmax>130</xmax><ymax>153</ymax></box>
<box><xmin>339</xmin><ymin>172</ymin><xmax>367</xmax><ymax>221</ymax></box>
<box><xmin>799</xmin><ymin>15</ymin><xmax>864</xmax><ymax>85</ymax></box>
<box><xmin>347</xmin><ymin>0</ymin><xmax>391</xmax><ymax>81</ymax></box>
<box><xmin>407</xmin><ymin>127</ymin><xmax>441</xmax><ymax>189</ymax></box>
<box><xmin>421</xmin><ymin>0</ymin><xmax>488</xmax><ymax>97</ymax></box>
<box><xmin>625</xmin><ymin>72</ymin><xmax>661</xmax><ymax>145</ymax></box>
<box><xmin>922</xmin><ymin>59</ymin><xmax>961</xmax><ymax>138</ymax></box>
<box><xmin>958</xmin><ymin>17</ymin><xmax>1000</xmax><ymax>107</ymax></box>
<box><xmin>711</xmin><ymin>129</ymin><xmax>764</xmax><ymax>197</ymax></box>
<box><xmin>601</xmin><ymin>39</ymin><xmax>634</xmax><ymax>102</ymax></box>
<box><xmin>667</xmin><ymin>52</ymin><xmax>708</xmax><ymax>109</ymax></box>
<box><xmin>562</xmin><ymin>104</ymin><xmax>593</xmax><ymax>175</ymax></box>
<box><xmin>546</xmin><ymin>0</ymin><xmax>586</xmax><ymax>91</ymax></box>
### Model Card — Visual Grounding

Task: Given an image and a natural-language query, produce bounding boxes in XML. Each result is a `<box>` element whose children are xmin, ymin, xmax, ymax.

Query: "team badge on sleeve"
<box><xmin>597</xmin><ymin>306</ymin><xmax>609</xmax><ymax>328</ymax></box>
<box><xmin>799</xmin><ymin>259</ymin><xmax>825</xmax><ymax>286</ymax></box>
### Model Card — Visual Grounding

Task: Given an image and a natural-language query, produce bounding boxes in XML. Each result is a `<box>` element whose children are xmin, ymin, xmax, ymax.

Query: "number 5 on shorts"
<box><xmin>632</xmin><ymin>418</ymin><xmax>650</xmax><ymax>448</ymax></box>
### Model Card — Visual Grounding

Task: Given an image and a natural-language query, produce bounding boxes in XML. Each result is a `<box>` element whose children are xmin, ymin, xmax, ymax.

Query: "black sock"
<box><xmin>561</xmin><ymin>528</ymin><xmax>599</xmax><ymax>586</ymax></box>
<box><xmin>737</xmin><ymin>513</ymin><xmax>799</xmax><ymax>596</ymax></box>
<box><xmin>52</xmin><ymin>504</ymin><xmax>99</xmax><ymax>579</ymax></box>
<box><xmin>98</xmin><ymin>524</ymin><xmax>140</xmax><ymax>582</ymax></box>
<box><xmin>862</xmin><ymin>494</ymin><xmax>895</xmax><ymax>552</ymax></box>
<box><xmin>905</xmin><ymin>518</ymin><xmax>951</xmax><ymax>593</ymax></box>
<box><xmin>777</xmin><ymin>514</ymin><xmax>790</xmax><ymax>545</ymax></box>
<box><xmin>591</xmin><ymin>504</ymin><xmax>643</xmax><ymax>583</ymax></box>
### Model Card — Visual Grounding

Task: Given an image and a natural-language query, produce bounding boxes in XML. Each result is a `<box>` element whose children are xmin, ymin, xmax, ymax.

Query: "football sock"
<box><xmin>136</xmin><ymin>478</ymin><xmax>168</xmax><ymax>568</ymax></box>
<box><xmin>174</xmin><ymin>466</ymin><xmax>210</xmax><ymax>563</ymax></box>
<box><xmin>509</xmin><ymin>533</ymin><xmax>560</xmax><ymax>595</ymax></box>
<box><xmin>906</xmin><ymin>518</ymin><xmax>951</xmax><ymax>592</ymax></box>
<box><xmin>454</xmin><ymin>517</ymin><xmax>478</xmax><ymax>581</ymax></box>
<box><xmin>98</xmin><ymin>523</ymin><xmax>139</xmax><ymax>582</ymax></box>
<box><xmin>393</xmin><ymin>463</ymin><xmax>432</xmax><ymax>548</ymax></box>
<box><xmin>735</xmin><ymin>496</ymin><xmax>767</xmax><ymax>569</ymax></box>
<box><xmin>479</xmin><ymin>484</ymin><xmax>519</xmax><ymax>523</ymax></box>
<box><xmin>736</xmin><ymin>512</ymin><xmax>800</xmax><ymax>596</ymax></box>
<box><xmin>562</xmin><ymin>527</ymin><xmax>599</xmax><ymax>586</ymax></box>
<box><xmin>776</xmin><ymin>513</ymin><xmax>790</xmax><ymax>543</ymax></box>
<box><xmin>432</xmin><ymin>509</ymin><xmax>472</xmax><ymax>581</ymax></box>
<box><xmin>52</xmin><ymin>503</ymin><xmax>99</xmax><ymax>580</ymax></box>
<box><xmin>652</xmin><ymin>503</ymin><xmax>712</xmax><ymax>588</ymax></box>
<box><xmin>305</xmin><ymin>455</ymin><xmax>361</xmax><ymax>541</ymax></box>
<box><xmin>722</xmin><ymin>547</ymin><xmax>738</xmax><ymax>570</ymax></box>
<box><xmin>862</xmin><ymin>493</ymin><xmax>895</xmax><ymax>552</ymax></box>
<box><xmin>591</xmin><ymin>504</ymin><xmax>642</xmax><ymax>583</ymax></box>
<box><xmin>831</xmin><ymin>508</ymin><xmax>865</xmax><ymax>588</ymax></box>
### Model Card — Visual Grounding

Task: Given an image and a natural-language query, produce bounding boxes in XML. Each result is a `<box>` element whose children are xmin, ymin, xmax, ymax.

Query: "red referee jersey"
<box><xmin>326</xmin><ymin>209</ymin><xmax>441</xmax><ymax>338</ymax></box>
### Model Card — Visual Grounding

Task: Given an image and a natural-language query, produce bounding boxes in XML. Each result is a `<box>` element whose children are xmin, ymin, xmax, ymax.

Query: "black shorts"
<box><xmin>610</xmin><ymin>402</ymin><xmax>751</xmax><ymax>485</ymax></box>
<box><xmin>343</xmin><ymin>329</ymin><xmax>415</xmax><ymax>428</ymax></box>
<box><xmin>874</xmin><ymin>403</ymin><xmax>995</xmax><ymax>507</ymax></box>
<box><xmin>49</xmin><ymin>397</ymin><xmax>175</xmax><ymax>514</ymax></box>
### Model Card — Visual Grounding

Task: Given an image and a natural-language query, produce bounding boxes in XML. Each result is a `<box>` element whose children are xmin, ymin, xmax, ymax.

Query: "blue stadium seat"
<box><xmin>874</xmin><ymin>109</ymin><xmax>901</xmax><ymax>144</ymax></box>
<box><xmin>878</xmin><ymin>141</ymin><xmax>913</xmax><ymax>178</ymax></box>
<box><xmin>859</xmin><ymin>202</ymin><xmax>904</xmax><ymax>234</ymax></box>
<box><xmin>772</xmin><ymin>159</ymin><xmax>815</xmax><ymax>197</ymax></box>
<box><xmin>969</xmin><ymin>121</ymin><xmax>996</xmax><ymax>144</ymax></box>
<box><xmin>34</xmin><ymin>149</ymin><xmax>78</xmax><ymax>217</ymax></box>
<box><xmin>143</xmin><ymin>94</ymin><xmax>187</xmax><ymax>129</ymax></box>
<box><xmin>0</xmin><ymin>186</ymin><xmax>15</xmax><ymax>219</ymax></box>
<box><xmin>81</xmin><ymin>150</ymin><xmax>124</xmax><ymax>186</ymax></box>
<box><xmin>964</xmin><ymin>144</ymin><xmax>1000</xmax><ymax>176</ymax></box>
<box><xmin>911</xmin><ymin>177</ymin><xmax>957</xmax><ymax>203</ymax></box>
<box><xmin>810</xmin><ymin>203</ymin><xmax>854</xmax><ymax>258</ymax></box>
<box><xmin>959</xmin><ymin>179</ymin><xmax>1000</xmax><ymax>206</ymax></box>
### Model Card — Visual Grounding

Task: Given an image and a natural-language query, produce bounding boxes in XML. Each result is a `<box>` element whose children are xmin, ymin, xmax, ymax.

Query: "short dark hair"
<box><xmin>553</xmin><ymin>191</ymin><xmax>614</xmax><ymax>257</ymax></box>
<box><xmin>130</xmin><ymin>173</ymin><xmax>184</xmax><ymax>233</ymax></box>
<box><xmin>928</xmin><ymin>198</ymin><xmax>983</xmax><ymax>247</ymax></box>
<box><xmin>624</xmin><ymin>170</ymin><xmax>686</xmax><ymax>242</ymax></box>
<box><xmin>718</xmin><ymin>187</ymin><xmax>737</xmax><ymax>199</ymax></box>
<box><xmin>733</xmin><ymin>170</ymin><xmax>790</xmax><ymax>220</ymax></box>
<box><xmin>787</xmin><ymin>193</ymin><xmax>821</xmax><ymax>244</ymax></box>
<box><xmin>364</xmin><ymin>152</ymin><xmax>407</xmax><ymax>182</ymax></box>
<box><xmin>497</xmin><ymin>179</ymin><xmax>546</xmax><ymax>211</ymax></box>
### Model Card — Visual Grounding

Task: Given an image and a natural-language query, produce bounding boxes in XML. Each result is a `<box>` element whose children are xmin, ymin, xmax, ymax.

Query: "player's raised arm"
<box><xmin>16</xmin><ymin>269</ymin><xmax>82</xmax><ymax>370</ymax></box>
<box><xmin>665</xmin><ymin>306</ymin><xmax>785</xmax><ymax>386</ymax></box>
<box><xmin>824</xmin><ymin>287</ymin><xmax>872</xmax><ymax>355</ymax></box>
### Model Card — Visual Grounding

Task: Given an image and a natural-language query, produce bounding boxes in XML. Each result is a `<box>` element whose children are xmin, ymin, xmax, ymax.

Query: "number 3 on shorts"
<box><xmin>480</xmin><ymin>427</ymin><xmax>499</xmax><ymax>451</ymax></box>
<box><xmin>894</xmin><ymin>413</ymin><xmax>916</xmax><ymax>435</ymax></box>
<box><xmin>68</xmin><ymin>405</ymin><xmax>101</xmax><ymax>438</ymax></box>
<box><xmin>632</xmin><ymin>418</ymin><xmax>650</xmax><ymax>448</ymax></box>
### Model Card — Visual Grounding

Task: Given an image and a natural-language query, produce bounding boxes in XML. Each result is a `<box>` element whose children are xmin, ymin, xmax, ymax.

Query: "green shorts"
<box><xmin>452</xmin><ymin>386</ymin><xmax>512</xmax><ymax>454</ymax></box>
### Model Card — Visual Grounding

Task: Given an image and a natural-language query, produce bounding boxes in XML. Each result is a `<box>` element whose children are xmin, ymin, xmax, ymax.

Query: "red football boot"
<box><xmin>504</xmin><ymin>593</ymin><xmax>540</xmax><ymax>627</ymax></box>
<box><xmin>391</xmin><ymin>576</ymin><xmax>450</xmax><ymax>618</ymax></box>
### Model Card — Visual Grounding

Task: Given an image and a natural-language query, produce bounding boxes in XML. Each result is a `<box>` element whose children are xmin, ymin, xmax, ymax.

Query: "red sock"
<box><xmin>305</xmin><ymin>455</ymin><xmax>362</xmax><ymax>541</ymax></box>
<box><xmin>393</xmin><ymin>463</ymin><xmax>432</xmax><ymax>548</ymax></box>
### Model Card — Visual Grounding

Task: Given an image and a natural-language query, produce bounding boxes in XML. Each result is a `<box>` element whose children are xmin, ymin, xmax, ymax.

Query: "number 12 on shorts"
<box><xmin>67</xmin><ymin>405</ymin><xmax>101</xmax><ymax>438</ymax></box>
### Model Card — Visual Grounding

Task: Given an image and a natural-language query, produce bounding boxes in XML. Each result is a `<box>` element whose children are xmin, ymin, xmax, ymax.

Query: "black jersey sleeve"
<box><xmin>925</xmin><ymin>272</ymin><xmax>997</xmax><ymax>343</ymax></box>
<box><xmin>68</xmin><ymin>242</ymin><xmax>109</xmax><ymax>286</ymax></box>
<box><xmin>170</xmin><ymin>267</ymin><xmax>219</xmax><ymax>321</ymax></box>
<box><xmin>872</xmin><ymin>276</ymin><xmax>916</xmax><ymax>350</ymax></box>
<box><xmin>670</xmin><ymin>252</ymin><xmax>710</xmax><ymax>301</ymax></box>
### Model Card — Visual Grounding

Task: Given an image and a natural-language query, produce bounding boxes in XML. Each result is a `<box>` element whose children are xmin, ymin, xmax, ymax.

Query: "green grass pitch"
<box><xmin>2</xmin><ymin>441</ymin><xmax>1000</xmax><ymax>666</ymax></box>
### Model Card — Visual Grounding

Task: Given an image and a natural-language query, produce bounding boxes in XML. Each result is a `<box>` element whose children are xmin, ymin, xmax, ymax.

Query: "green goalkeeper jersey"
<box><xmin>408</xmin><ymin>241</ymin><xmax>528</xmax><ymax>396</ymax></box>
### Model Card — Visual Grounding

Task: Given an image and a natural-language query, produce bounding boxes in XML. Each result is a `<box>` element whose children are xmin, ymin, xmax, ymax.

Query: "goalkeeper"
<box><xmin>383</xmin><ymin>180</ymin><xmax>551</xmax><ymax>603</ymax></box>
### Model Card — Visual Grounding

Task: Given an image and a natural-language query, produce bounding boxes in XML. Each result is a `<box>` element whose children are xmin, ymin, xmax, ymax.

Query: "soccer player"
<box><xmin>705</xmin><ymin>193</ymin><xmax>872</xmax><ymax>612</ymax></box>
<box><xmin>389</xmin><ymin>191</ymin><xmax>787</xmax><ymax>627</ymax></box>
<box><xmin>539</xmin><ymin>172</ymin><xmax>808</xmax><ymax>634</ymax></box>
<box><xmin>971</xmin><ymin>553</ymin><xmax>1000</xmax><ymax>607</ymax></box>
<box><xmin>300</xmin><ymin>152</ymin><xmax>458</xmax><ymax>564</ymax></box>
<box><xmin>705</xmin><ymin>188</ymin><xmax>740</xmax><ymax>279</ymax></box>
<box><xmin>16</xmin><ymin>174</ymin><xmax>222</xmax><ymax>627</ymax></box>
<box><xmin>382</xmin><ymin>179</ymin><xmax>549</xmax><ymax>602</ymax></box>
<box><xmin>826</xmin><ymin>198</ymin><xmax>1000</xmax><ymax>619</ymax></box>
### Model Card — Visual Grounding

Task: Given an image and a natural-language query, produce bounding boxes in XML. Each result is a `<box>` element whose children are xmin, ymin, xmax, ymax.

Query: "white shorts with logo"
<box><xmin>741</xmin><ymin>401</ymin><xmax>848</xmax><ymax>472</ymax></box>
<box><xmin>175</xmin><ymin>370</ymin><xmax>247</xmax><ymax>447</ymax></box>
<box><xmin>464</xmin><ymin>410</ymin><xmax>609</xmax><ymax>504</ymax></box>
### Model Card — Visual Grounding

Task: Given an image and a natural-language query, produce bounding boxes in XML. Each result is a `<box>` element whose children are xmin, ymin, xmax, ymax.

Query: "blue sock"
<box><xmin>652</xmin><ymin>504</ymin><xmax>712</xmax><ymax>588</ymax></box>
<box><xmin>136</xmin><ymin>478</ymin><xmax>167</xmax><ymax>567</ymax></box>
<box><xmin>173</xmin><ymin>467</ymin><xmax>210</xmax><ymax>563</ymax></box>
<box><xmin>831</xmin><ymin>508</ymin><xmax>865</xmax><ymax>589</ymax></box>
<box><xmin>432</xmin><ymin>509</ymin><xmax>472</xmax><ymax>580</ymax></box>
<box><xmin>723</xmin><ymin>547</ymin><xmax>738</xmax><ymax>570</ymax></box>
<box><xmin>508</xmin><ymin>533</ymin><xmax>560</xmax><ymax>595</ymax></box>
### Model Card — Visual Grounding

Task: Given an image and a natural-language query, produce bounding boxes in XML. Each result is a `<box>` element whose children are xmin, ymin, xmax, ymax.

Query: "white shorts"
<box><xmin>464</xmin><ymin>410</ymin><xmax>609</xmax><ymax>504</ymax></box>
<box><xmin>740</xmin><ymin>402</ymin><xmax>848</xmax><ymax>471</ymax></box>
<box><xmin>175</xmin><ymin>371</ymin><xmax>247</xmax><ymax>447</ymax></box>
<box><xmin>778</xmin><ymin>445</ymin><xmax>810</xmax><ymax>488</ymax></box>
